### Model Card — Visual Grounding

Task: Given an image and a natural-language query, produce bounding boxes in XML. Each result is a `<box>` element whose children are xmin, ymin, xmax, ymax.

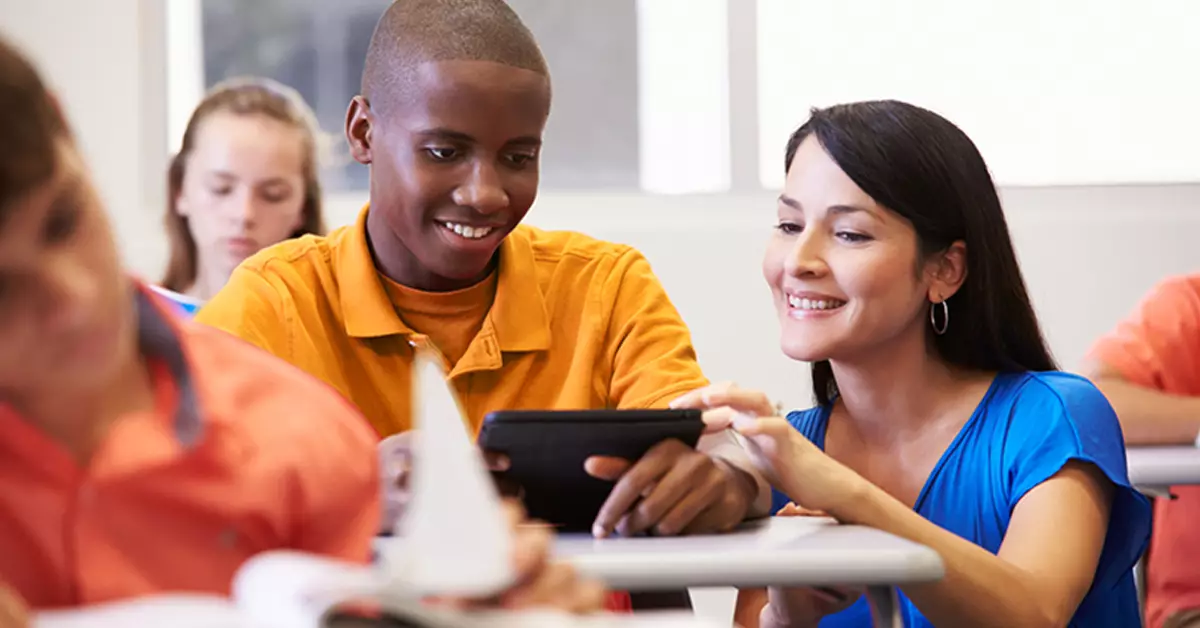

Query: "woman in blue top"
<box><xmin>672</xmin><ymin>100</ymin><xmax>1150</xmax><ymax>627</ymax></box>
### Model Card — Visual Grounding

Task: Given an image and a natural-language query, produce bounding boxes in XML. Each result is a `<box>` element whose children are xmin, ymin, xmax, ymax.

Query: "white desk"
<box><xmin>1127</xmin><ymin>446</ymin><xmax>1200</xmax><ymax>495</ymax></box>
<box><xmin>554</xmin><ymin>517</ymin><xmax>945</xmax><ymax>628</ymax></box>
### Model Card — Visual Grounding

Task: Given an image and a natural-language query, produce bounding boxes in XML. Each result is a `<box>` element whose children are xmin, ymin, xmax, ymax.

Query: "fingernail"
<box><xmin>592</xmin><ymin>524</ymin><xmax>607</xmax><ymax>538</ymax></box>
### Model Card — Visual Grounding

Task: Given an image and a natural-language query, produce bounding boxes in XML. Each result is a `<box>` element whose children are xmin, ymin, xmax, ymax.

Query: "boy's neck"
<box><xmin>376</xmin><ymin>247</ymin><xmax>496</xmax><ymax>293</ymax></box>
<box><xmin>14</xmin><ymin>336</ymin><xmax>155</xmax><ymax>464</ymax></box>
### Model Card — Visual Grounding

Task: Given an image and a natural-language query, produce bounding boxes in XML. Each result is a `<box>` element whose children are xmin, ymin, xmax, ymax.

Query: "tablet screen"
<box><xmin>477</xmin><ymin>409</ymin><xmax>704</xmax><ymax>531</ymax></box>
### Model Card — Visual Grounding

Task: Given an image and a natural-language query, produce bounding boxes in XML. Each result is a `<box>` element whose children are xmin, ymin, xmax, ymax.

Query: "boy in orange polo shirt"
<box><xmin>0</xmin><ymin>34</ymin><xmax>602</xmax><ymax>617</ymax></box>
<box><xmin>198</xmin><ymin>0</ymin><xmax>771</xmax><ymax>546</ymax></box>
<box><xmin>1084</xmin><ymin>274</ymin><xmax>1200</xmax><ymax>628</ymax></box>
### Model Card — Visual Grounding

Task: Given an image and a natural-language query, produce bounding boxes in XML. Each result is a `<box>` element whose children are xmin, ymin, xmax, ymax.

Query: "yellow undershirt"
<box><xmin>380</xmin><ymin>271</ymin><xmax>498</xmax><ymax>368</ymax></box>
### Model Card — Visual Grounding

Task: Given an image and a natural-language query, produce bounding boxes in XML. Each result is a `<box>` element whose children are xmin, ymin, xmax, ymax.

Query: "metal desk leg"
<box><xmin>1137</xmin><ymin>485</ymin><xmax>1176</xmax><ymax>500</ymax></box>
<box><xmin>866</xmin><ymin>586</ymin><xmax>902</xmax><ymax>628</ymax></box>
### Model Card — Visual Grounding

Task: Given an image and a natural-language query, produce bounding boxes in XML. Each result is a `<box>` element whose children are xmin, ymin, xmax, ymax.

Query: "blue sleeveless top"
<box><xmin>770</xmin><ymin>371</ymin><xmax>1149</xmax><ymax>627</ymax></box>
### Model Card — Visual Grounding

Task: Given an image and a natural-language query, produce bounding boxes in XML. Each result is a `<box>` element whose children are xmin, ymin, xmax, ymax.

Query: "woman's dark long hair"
<box><xmin>784</xmin><ymin>100</ymin><xmax>1056</xmax><ymax>405</ymax></box>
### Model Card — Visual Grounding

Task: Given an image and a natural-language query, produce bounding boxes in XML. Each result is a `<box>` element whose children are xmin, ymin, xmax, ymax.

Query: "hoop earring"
<box><xmin>930</xmin><ymin>300</ymin><xmax>949</xmax><ymax>336</ymax></box>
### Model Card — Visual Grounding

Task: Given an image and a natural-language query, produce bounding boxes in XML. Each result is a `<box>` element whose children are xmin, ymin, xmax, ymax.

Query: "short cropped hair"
<box><xmin>0</xmin><ymin>36</ymin><xmax>67</xmax><ymax>224</ymax></box>
<box><xmin>361</xmin><ymin>0</ymin><xmax>548</xmax><ymax>113</ymax></box>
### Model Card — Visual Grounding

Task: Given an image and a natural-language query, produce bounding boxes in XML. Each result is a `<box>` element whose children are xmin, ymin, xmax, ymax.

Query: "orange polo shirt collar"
<box><xmin>335</xmin><ymin>205</ymin><xmax>552</xmax><ymax>354</ymax></box>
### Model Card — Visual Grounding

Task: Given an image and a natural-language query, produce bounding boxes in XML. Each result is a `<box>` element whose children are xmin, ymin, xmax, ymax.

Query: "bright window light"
<box><xmin>757</xmin><ymin>0</ymin><xmax>1200</xmax><ymax>188</ymax></box>
<box><xmin>636</xmin><ymin>0</ymin><xmax>732</xmax><ymax>194</ymax></box>
<box><xmin>166</xmin><ymin>0</ymin><xmax>204</xmax><ymax>154</ymax></box>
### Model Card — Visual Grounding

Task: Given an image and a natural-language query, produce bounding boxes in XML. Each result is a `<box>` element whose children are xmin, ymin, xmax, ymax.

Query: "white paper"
<box><xmin>233</xmin><ymin>551</ymin><xmax>388</xmax><ymax>628</ymax></box>
<box><xmin>382</xmin><ymin>350</ymin><xmax>514</xmax><ymax>598</ymax></box>
<box><xmin>33</xmin><ymin>595</ymin><xmax>251</xmax><ymax>628</ymax></box>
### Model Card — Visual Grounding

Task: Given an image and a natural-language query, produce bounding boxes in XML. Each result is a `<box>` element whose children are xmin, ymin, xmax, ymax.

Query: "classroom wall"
<box><xmin>0</xmin><ymin>0</ymin><xmax>170</xmax><ymax>277</ymax></box>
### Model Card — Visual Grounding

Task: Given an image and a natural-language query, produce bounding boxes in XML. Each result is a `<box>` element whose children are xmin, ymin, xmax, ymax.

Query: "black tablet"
<box><xmin>476</xmin><ymin>409</ymin><xmax>705</xmax><ymax>532</ymax></box>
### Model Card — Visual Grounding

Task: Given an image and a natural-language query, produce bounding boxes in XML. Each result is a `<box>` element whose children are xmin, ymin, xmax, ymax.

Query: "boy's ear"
<box><xmin>345</xmin><ymin>96</ymin><xmax>374</xmax><ymax>166</ymax></box>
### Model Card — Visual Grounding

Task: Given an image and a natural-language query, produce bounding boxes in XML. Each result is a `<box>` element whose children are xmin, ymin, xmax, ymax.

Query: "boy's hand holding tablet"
<box><xmin>582</xmin><ymin>435</ymin><xmax>757</xmax><ymax>539</ymax></box>
<box><xmin>380</xmin><ymin>404</ymin><xmax>761</xmax><ymax>538</ymax></box>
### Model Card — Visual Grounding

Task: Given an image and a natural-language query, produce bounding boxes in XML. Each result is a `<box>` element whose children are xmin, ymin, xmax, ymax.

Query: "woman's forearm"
<box><xmin>827</xmin><ymin>483</ymin><xmax>1062</xmax><ymax>628</ymax></box>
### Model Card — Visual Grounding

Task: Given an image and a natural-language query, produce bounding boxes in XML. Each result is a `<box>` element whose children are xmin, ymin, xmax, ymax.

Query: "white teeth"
<box><xmin>442</xmin><ymin>222</ymin><xmax>494</xmax><ymax>239</ymax></box>
<box><xmin>787</xmin><ymin>295</ymin><xmax>845</xmax><ymax>311</ymax></box>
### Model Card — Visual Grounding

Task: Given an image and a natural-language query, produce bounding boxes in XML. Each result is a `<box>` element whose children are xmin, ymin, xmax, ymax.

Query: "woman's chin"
<box><xmin>781</xmin><ymin>342</ymin><xmax>832</xmax><ymax>364</ymax></box>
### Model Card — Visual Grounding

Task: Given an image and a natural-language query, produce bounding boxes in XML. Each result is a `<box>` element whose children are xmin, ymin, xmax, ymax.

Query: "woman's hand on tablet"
<box><xmin>671</xmin><ymin>382</ymin><xmax>779</xmax><ymax>419</ymax></box>
<box><xmin>673</xmin><ymin>382</ymin><xmax>866</xmax><ymax>519</ymax></box>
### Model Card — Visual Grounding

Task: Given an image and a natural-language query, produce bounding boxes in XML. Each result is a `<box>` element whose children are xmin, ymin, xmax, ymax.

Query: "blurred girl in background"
<box><xmin>155</xmin><ymin>77</ymin><xmax>326</xmax><ymax>312</ymax></box>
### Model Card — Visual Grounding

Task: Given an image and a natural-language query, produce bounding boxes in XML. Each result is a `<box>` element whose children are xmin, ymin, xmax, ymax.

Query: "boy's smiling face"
<box><xmin>347</xmin><ymin>59</ymin><xmax>551</xmax><ymax>291</ymax></box>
